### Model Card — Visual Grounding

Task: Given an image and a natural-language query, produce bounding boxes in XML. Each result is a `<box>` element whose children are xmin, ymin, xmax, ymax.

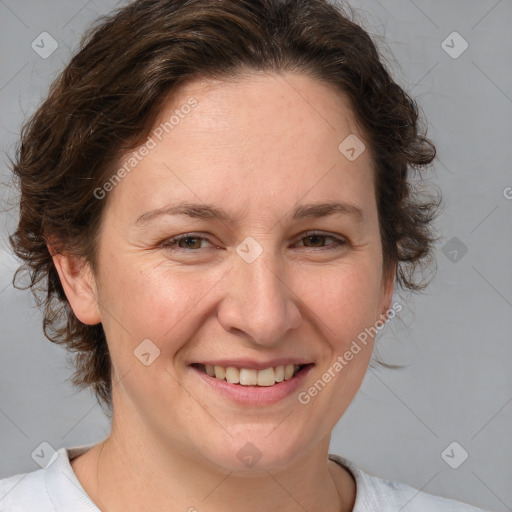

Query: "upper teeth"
<box><xmin>204</xmin><ymin>364</ymin><xmax>300</xmax><ymax>386</ymax></box>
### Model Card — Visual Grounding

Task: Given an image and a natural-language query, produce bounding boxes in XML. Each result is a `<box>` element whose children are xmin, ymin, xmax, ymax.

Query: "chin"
<box><xmin>188</xmin><ymin>427</ymin><xmax>313</xmax><ymax>474</ymax></box>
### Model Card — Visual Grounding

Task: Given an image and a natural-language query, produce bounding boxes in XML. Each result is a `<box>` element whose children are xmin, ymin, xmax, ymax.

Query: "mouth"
<box><xmin>191</xmin><ymin>363</ymin><xmax>312</xmax><ymax>387</ymax></box>
<box><xmin>189</xmin><ymin>362</ymin><xmax>315</xmax><ymax>405</ymax></box>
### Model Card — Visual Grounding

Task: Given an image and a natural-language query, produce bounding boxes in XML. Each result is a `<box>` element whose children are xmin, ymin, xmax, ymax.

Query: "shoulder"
<box><xmin>0</xmin><ymin>445</ymin><xmax>98</xmax><ymax>512</ymax></box>
<box><xmin>0</xmin><ymin>466</ymin><xmax>52</xmax><ymax>512</ymax></box>
<box><xmin>328</xmin><ymin>454</ymin><xmax>491</xmax><ymax>512</ymax></box>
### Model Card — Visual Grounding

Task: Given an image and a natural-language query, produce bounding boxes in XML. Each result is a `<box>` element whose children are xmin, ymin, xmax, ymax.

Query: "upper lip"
<box><xmin>190</xmin><ymin>359</ymin><xmax>314</xmax><ymax>371</ymax></box>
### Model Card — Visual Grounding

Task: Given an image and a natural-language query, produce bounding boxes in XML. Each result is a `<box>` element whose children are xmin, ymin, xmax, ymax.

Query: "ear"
<box><xmin>48</xmin><ymin>241</ymin><xmax>101</xmax><ymax>326</ymax></box>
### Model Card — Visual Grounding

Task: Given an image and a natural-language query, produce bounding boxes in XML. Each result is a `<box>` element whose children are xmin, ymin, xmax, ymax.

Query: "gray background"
<box><xmin>0</xmin><ymin>1</ymin><xmax>511</xmax><ymax>511</ymax></box>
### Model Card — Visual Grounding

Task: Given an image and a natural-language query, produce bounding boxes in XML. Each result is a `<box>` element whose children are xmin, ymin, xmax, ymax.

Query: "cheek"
<box><xmin>101</xmin><ymin>260</ymin><xmax>221</xmax><ymax>353</ymax></box>
<box><xmin>132</xmin><ymin>270</ymin><xmax>194</xmax><ymax>329</ymax></box>
<box><xmin>298</xmin><ymin>261</ymin><xmax>384</xmax><ymax>343</ymax></box>
<box><xmin>96</xmin><ymin>262</ymin><xmax>216</xmax><ymax>405</ymax></box>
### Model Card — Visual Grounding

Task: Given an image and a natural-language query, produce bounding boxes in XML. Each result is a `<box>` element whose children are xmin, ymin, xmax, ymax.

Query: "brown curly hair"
<box><xmin>8</xmin><ymin>0</ymin><xmax>441</xmax><ymax>412</ymax></box>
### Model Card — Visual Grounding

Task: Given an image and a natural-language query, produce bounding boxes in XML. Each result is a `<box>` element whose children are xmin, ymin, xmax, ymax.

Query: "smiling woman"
<box><xmin>0</xmin><ymin>0</ymin><xmax>489</xmax><ymax>511</ymax></box>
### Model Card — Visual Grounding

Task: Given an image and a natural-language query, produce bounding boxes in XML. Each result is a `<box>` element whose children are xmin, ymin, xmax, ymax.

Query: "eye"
<box><xmin>293</xmin><ymin>231</ymin><xmax>346</xmax><ymax>251</ymax></box>
<box><xmin>159</xmin><ymin>231</ymin><xmax>346</xmax><ymax>254</ymax></box>
<box><xmin>160</xmin><ymin>233</ymin><xmax>213</xmax><ymax>251</ymax></box>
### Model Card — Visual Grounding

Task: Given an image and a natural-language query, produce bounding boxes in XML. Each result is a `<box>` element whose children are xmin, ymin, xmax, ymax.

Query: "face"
<box><xmin>63</xmin><ymin>71</ymin><xmax>395</xmax><ymax>472</ymax></box>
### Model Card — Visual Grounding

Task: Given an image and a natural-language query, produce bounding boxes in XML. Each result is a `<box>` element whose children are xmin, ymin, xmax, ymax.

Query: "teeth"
<box><xmin>257</xmin><ymin>367</ymin><xmax>275</xmax><ymax>387</ymax></box>
<box><xmin>202</xmin><ymin>364</ymin><xmax>302</xmax><ymax>386</ymax></box>
<box><xmin>239</xmin><ymin>368</ymin><xmax>257</xmax><ymax>385</ymax></box>
<box><xmin>214</xmin><ymin>366</ymin><xmax>225</xmax><ymax>380</ymax></box>
<box><xmin>225</xmin><ymin>366</ymin><xmax>240</xmax><ymax>384</ymax></box>
<box><xmin>284</xmin><ymin>364</ymin><xmax>295</xmax><ymax>380</ymax></box>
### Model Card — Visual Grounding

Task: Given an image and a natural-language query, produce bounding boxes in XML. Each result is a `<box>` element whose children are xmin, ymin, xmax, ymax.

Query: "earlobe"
<box><xmin>49</xmin><ymin>246</ymin><xmax>101</xmax><ymax>326</ymax></box>
<box><xmin>381</xmin><ymin>268</ymin><xmax>397</xmax><ymax>320</ymax></box>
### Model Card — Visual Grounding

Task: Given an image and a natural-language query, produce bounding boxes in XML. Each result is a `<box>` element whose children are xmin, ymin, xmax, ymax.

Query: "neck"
<box><xmin>72</xmin><ymin>415</ymin><xmax>355</xmax><ymax>512</ymax></box>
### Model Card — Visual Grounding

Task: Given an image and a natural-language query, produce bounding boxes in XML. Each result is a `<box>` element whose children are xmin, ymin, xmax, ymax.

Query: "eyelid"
<box><xmin>297</xmin><ymin>230</ymin><xmax>346</xmax><ymax>241</ymax></box>
<box><xmin>159</xmin><ymin>232</ymin><xmax>214</xmax><ymax>249</ymax></box>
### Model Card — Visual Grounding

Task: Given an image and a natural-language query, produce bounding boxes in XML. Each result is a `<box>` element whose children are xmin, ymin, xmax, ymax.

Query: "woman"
<box><xmin>0</xmin><ymin>0</ymin><xmax>490</xmax><ymax>510</ymax></box>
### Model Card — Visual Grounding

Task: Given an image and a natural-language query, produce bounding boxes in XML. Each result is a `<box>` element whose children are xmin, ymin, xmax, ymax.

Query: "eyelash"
<box><xmin>159</xmin><ymin>231</ymin><xmax>346</xmax><ymax>253</ymax></box>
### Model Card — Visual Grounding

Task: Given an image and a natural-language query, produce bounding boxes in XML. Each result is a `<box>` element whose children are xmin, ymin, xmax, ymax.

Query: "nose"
<box><xmin>217</xmin><ymin>246</ymin><xmax>302</xmax><ymax>347</ymax></box>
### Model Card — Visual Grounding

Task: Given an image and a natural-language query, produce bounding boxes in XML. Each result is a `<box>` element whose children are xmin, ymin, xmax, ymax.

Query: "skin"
<box><xmin>52</xmin><ymin>70</ymin><xmax>396</xmax><ymax>512</ymax></box>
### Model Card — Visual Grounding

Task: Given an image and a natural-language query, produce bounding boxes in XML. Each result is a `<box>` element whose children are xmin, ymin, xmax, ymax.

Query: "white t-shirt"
<box><xmin>0</xmin><ymin>444</ymin><xmax>490</xmax><ymax>511</ymax></box>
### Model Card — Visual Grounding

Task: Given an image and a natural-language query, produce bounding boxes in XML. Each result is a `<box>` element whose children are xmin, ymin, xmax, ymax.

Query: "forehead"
<box><xmin>107</xmin><ymin>71</ymin><xmax>375</xmax><ymax>222</ymax></box>
<box><xmin>166</xmin><ymin>70</ymin><xmax>365</xmax><ymax>149</ymax></box>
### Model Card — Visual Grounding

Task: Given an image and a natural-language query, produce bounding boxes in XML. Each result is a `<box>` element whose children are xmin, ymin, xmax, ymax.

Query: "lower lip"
<box><xmin>190</xmin><ymin>365</ymin><xmax>314</xmax><ymax>406</ymax></box>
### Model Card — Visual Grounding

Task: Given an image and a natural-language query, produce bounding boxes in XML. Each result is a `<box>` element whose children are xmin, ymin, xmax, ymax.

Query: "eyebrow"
<box><xmin>134</xmin><ymin>200</ymin><xmax>366</xmax><ymax>226</ymax></box>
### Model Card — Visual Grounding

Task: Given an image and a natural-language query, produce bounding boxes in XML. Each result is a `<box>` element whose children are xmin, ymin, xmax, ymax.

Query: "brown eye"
<box><xmin>296</xmin><ymin>232</ymin><xmax>346</xmax><ymax>250</ymax></box>
<box><xmin>303</xmin><ymin>234</ymin><xmax>328</xmax><ymax>248</ymax></box>
<box><xmin>176</xmin><ymin>236</ymin><xmax>202</xmax><ymax>249</ymax></box>
<box><xmin>160</xmin><ymin>234</ymin><xmax>211</xmax><ymax>252</ymax></box>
